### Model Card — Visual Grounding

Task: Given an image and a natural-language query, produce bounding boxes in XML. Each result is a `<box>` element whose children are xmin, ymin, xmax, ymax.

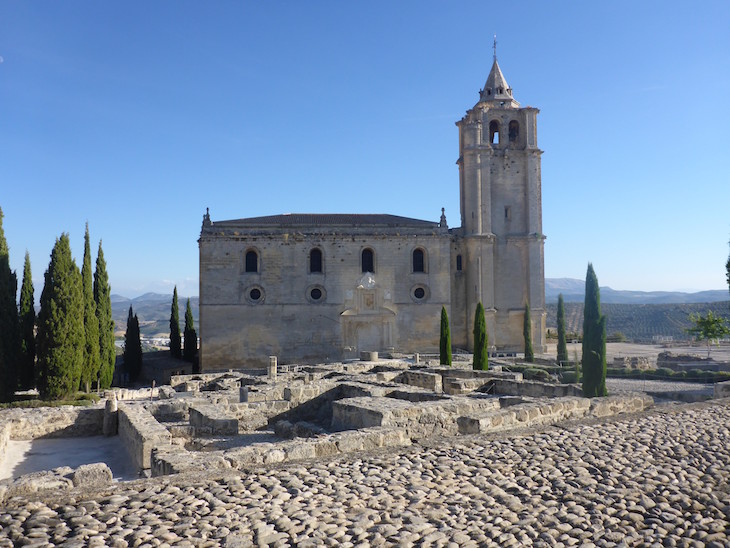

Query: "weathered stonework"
<box><xmin>198</xmin><ymin>57</ymin><xmax>546</xmax><ymax>370</ymax></box>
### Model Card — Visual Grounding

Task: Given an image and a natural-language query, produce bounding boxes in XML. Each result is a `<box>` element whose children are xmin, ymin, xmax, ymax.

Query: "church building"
<box><xmin>198</xmin><ymin>55</ymin><xmax>546</xmax><ymax>370</ymax></box>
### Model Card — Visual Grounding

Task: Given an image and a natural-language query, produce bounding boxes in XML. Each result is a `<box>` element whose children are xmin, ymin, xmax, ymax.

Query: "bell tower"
<box><xmin>455</xmin><ymin>46</ymin><xmax>546</xmax><ymax>353</ymax></box>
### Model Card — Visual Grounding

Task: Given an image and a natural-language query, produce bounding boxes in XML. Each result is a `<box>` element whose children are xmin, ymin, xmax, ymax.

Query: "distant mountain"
<box><xmin>546</xmin><ymin>278</ymin><xmax>728</xmax><ymax>304</ymax></box>
<box><xmin>111</xmin><ymin>293</ymin><xmax>199</xmax><ymax>338</ymax></box>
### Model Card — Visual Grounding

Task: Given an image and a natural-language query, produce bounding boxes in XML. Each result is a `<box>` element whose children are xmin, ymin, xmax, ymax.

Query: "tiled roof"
<box><xmin>215</xmin><ymin>213</ymin><xmax>438</xmax><ymax>229</ymax></box>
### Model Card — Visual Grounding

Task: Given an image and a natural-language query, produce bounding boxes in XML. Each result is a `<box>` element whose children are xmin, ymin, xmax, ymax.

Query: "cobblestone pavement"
<box><xmin>1</xmin><ymin>400</ymin><xmax>728</xmax><ymax>547</ymax></box>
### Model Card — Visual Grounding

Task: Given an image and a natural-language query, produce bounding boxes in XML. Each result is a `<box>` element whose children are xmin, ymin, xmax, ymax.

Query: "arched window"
<box><xmin>361</xmin><ymin>248</ymin><xmax>374</xmax><ymax>273</ymax></box>
<box><xmin>489</xmin><ymin>120</ymin><xmax>500</xmax><ymax>145</ymax></box>
<box><xmin>412</xmin><ymin>248</ymin><xmax>425</xmax><ymax>273</ymax></box>
<box><xmin>509</xmin><ymin>120</ymin><xmax>519</xmax><ymax>143</ymax></box>
<box><xmin>309</xmin><ymin>248</ymin><xmax>323</xmax><ymax>273</ymax></box>
<box><xmin>456</xmin><ymin>255</ymin><xmax>463</xmax><ymax>271</ymax></box>
<box><xmin>245</xmin><ymin>250</ymin><xmax>258</xmax><ymax>273</ymax></box>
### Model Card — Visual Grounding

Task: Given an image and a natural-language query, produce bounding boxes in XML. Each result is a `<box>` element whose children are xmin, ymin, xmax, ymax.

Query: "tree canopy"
<box><xmin>0</xmin><ymin>208</ymin><xmax>21</xmax><ymax>401</ymax></box>
<box><xmin>439</xmin><ymin>306</ymin><xmax>452</xmax><ymax>366</ymax></box>
<box><xmin>94</xmin><ymin>241</ymin><xmax>115</xmax><ymax>389</ymax></box>
<box><xmin>582</xmin><ymin>263</ymin><xmax>607</xmax><ymax>398</ymax></box>
<box><xmin>81</xmin><ymin>224</ymin><xmax>100</xmax><ymax>392</ymax></box>
<box><xmin>473</xmin><ymin>302</ymin><xmax>488</xmax><ymax>370</ymax></box>
<box><xmin>183</xmin><ymin>298</ymin><xmax>197</xmax><ymax>363</ymax></box>
<box><xmin>556</xmin><ymin>294</ymin><xmax>568</xmax><ymax>365</ymax></box>
<box><xmin>18</xmin><ymin>251</ymin><xmax>36</xmax><ymax>390</ymax></box>
<box><xmin>523</xmin><ymin>304</ymin><xmax>534</xmax><ymax>363</ymax></box>
<box><xmin>36</xmin><ymin>234</ymin><xmax>84</xmax><ymax>400</ymax></box>
<box><xmin>170</xmin><ymin>286</ymin><xmax>181</xmax><ymax>358</ymax></box>
<box><xmin>686</xmin><ymin>311</ymin><xmax>730</xmax><ymax>358</ymax></box>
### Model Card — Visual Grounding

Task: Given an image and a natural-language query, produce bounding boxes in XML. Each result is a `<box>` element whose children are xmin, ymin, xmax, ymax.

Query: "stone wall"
<box><xmin>150</xmin><ymin>427</ymin><xmax>412</xmax><ymax>477</ymax></box>
<box><xmin>714</xmin><ymin>381</ymin><xmax>730</xmax><ymax>399</ymax></box>
<box><xmin>458</xmin><ymin>393</ymin><xmax>653</xmax><ymax>435</ymax></box>
<box><xmin>117</xmin><ymin>403</ymin><xmax>172</xmax><ymax>471</ymax></box>
<box><xmin>492</xmin><ymin>379</ymin><xmax>584</xmax><ymax>398</ymax></box>
<box><xmin>0</xmin><ymin>406</ymin><xmax>104</xmax><ymax>440</ymax></box>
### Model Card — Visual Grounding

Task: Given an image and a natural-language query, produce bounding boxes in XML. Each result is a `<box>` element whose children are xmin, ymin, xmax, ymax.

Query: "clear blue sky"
<box><xmin>2</xmin><ymin>1</ymin><xmax>729</xmax><ymax>298</ymax></box>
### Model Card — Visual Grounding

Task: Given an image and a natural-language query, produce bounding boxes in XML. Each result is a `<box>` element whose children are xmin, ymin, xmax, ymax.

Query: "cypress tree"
<box><xmin>582</xmin><ymin>263</ymin><xmax>607</xmax><ymax>397</ymax></box>
<box><xmin>36</xmin><ymin>234</ymin><xmax>84</xmax><ymax>400</ymax></box>
<box><xmin>80</xmin><ymin>224</ymin><xmax>100</xmax><ymax>392</ymax></box>
<box><xmin>473</xmin><ymin>302</ymin><xmax>488</xmax><ymax>370</ymax></box>
<box><xmin>18</xmin><ymin>251</ymin><xmax>36</xmax><ymax>390</ymax></box>
<box><xmin>124</xmin><ymin>306</ymin><xmax>143</xmax><ymax>382</ymax></box>
<box><xmin>94</xmin><ymin>241</ymin><xmax>115</xmax><ymax>389</ymax></box>
<box><xmin>523</xmin><ymin>304</ymin><xmax>534</xmax><ymax>362</ymax></box>
<box><xmin>183</xmin><ymin>298</ymin><xmax>197</xmax><ymax>363</ymax></box>
<box><xmin>169</xmin><ymin>286</ymin><xmax>181</xmax><ymax>358</ymax></box>
<box><xmin>0</xmin><ymin>208</ymin><xmax>21</xmax><ymax>401</ymax></box>
<box><xmin>556</xmin><ymin>293</ymin><xmax>568</xmax><ymax>365</ymax></box>
<box><xmin>439</xmin><ymin>306</ymin><xmax>452</xmax><ymax>366</ymax></box>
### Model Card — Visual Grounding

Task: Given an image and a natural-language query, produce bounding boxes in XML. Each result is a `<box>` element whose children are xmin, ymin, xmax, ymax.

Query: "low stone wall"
<box><xmin>395</xmin><ymin>371</ymin><xmax>443</xmax><ymax>392</ymax></box>
<box><xmin>189</xmin><ymin>404</ymin><xmax>238</xmax><ymax>435</ymax></box>
<box><xmin>715</xmin><ymin>381</ymin><xmax>730</xmax><ymax>398</ymax></box>
<box><xmin>107</xmin><ymin>387</ymin><xmax>159</xmax><ymax>401</ymax></box>
<box><xmin>613</xmin><ymin>356</ymin><xmax>653</xmax><ymax>370</ymax></box>
<box><xmin>331</xmin><ymin>396</ymin><xmax>501</xmax><ymax>438</ymax></box>
<box><xmin>284</xmin><ymin>381</ymin><xmax>339</xmax><ymax>406</ymax></box>
<box><xmin>0</xmin><ymin>462</ymin><xmax>114</xmax><ymax>504</ymax></box>
<box><xmin>458</xmin><ymin>393</ymin><xmax>653</xmax><ymax>435</ymax></box>
<box><xmin>117</xmin><ymin>403</ymin><xmax>172</xmax><ymax>470</ymax></box>
<box><xmin>443</xmin><ymin>377</ymin><xmax>492</xmax><ymax>395</ymax></box>
<box><xmin>0</xmin><ymin>421</ymin><xmax>10</xmax><ymax>469</ymax></box>
<box><xmin>492</xmin><ymin>379</ymin><xmax>584</xmax><ymax>398</ymax></box>
<box><xmin>0</xmin><ymin>406</ymin><xmax>104</xmax><ymax>440</ymax></box>
<box><xmin>150</xmin><ymin>427</ymin><xmax>411</xmax><ymax>477</ymax></box>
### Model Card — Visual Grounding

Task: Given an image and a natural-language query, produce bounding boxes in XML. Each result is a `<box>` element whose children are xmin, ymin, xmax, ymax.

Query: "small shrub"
<box><xmin>524</xmin><ymin>368</ymin><xmax>553</xmax><ymax>382</ymax></box>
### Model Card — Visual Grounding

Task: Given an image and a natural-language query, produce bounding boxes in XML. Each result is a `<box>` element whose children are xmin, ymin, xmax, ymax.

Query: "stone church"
<box><xmin>198</xmin><ymin>56</ymin><xmax>546</xmax><ymax>370</ymax></box>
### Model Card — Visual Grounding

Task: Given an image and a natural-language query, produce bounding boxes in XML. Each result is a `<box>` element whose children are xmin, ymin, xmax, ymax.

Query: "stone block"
<box><xmin>72</xmin><ymin>463</ymin><xmax>113</xmax><ymax>488</ymax></box>
<box><xmin>714</xmin><ymin>381</ymin><xmax>730</xmax><ymax>399</ymax></box>
<box><xmin>189</xmin><ymin>404</ymin><xmax>238</xmax><ymax>435</ymax></box>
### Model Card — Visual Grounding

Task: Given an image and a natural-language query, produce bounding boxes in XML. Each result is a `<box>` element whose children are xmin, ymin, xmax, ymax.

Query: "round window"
<box><xmin>310</xmin><ymin>288</ymin><xmax>322</xmax><ymax>300</ymax></box>
<box><xmin>249</xmin><ymin>288</ymin><xmax>262</xmax><ymax>301</ymax></box>
<box><xmin>414</xmin><ymin>287</ymin><xmax>426</xmax><ymax>299</ymax></box>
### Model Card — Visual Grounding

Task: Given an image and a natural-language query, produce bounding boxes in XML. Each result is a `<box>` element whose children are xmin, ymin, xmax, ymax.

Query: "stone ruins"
<box><xmin>1</xmin><ymin>355</ymin><xmax>662</xmax><ymax>501</ymax></box>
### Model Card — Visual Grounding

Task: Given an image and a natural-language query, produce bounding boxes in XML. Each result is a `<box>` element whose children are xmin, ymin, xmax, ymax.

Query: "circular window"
<box><xmin>307</xmin><ymin>285</ymin><xmax>326</xmax><ymax>303</ymax></box>
<box><xmin>411</xmin><ymin>285</ymin><xmax>429</xmax><ymax>302</ymax></box>
<box><xmin>246</xmin><ymin>286</ymin><xmax>265</xmax><ymax>304</ymax></box>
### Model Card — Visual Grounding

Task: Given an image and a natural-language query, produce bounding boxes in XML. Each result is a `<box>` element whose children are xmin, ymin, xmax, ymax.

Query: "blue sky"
<box><xmin>1</xmin><ymin>1</ymin><xmax>729</xmax><ymax>298</ymax></box>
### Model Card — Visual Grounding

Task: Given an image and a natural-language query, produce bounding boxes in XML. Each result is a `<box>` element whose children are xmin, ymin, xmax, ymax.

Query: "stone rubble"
<box><xmin>1</xmin><ymin>399</ymin><xmax>727</xmax><ymax>547</ymax></box>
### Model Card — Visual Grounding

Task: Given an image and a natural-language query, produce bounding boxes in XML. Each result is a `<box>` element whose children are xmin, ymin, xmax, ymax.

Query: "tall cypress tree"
<box><xmin>80</xmin><ymin>224</ymin><xmax>100</xmax><ymax>392</ymax></box>
<box><xmin>0</xmin><ymin>208</ymin><xmax>21</xmax><ymax>401</ymax></box>
<box><xmin>582</xmin><ymin>263</ymin><xmax>607</xmax><ymax>397</ymax></box>
<box><xmin>94</xmin><ymin>241</ymin><xmax>115</xmax><ymax>389</ymax></box>
<box><xmin>556</xmin><ymin>293</ymin><xmax>568</xmax><ymax>365</ymax></box>
<box><xmin>36</xmin><ymin>234</ymin><xmax>84</xmax><ymax>400</ymax></box>
<box><xmin>124</xmin><ymin>306</ymin><xmax>143</xmax><ymax>382</ymax></box>
<box><xmin>183</xmin><ymin>298</ymin><xmax>197</xmax><ymax>363</ymax></box>
<box><xmin>170</xmin><ymin>286</ymin><xmax>181</xmax><ymax>358</ymax></box>
<box><xmin>523</xmin><ymin>303</ymin><xmax>534</xmax><ymax>362</ymax></box>
<box><xmin>18</xmin><ymin>251</ymin><xmax>36</xmax><ymax>390</ymax></box>
<box><xmin>473</xmin><ymin>302</ymin><xmax>488</xmax><ymax>371</ymax></box>
<box><xmin>439</xmin><ymin>306</ymin><xmax>452</xmax><ymax>366</ymax></box>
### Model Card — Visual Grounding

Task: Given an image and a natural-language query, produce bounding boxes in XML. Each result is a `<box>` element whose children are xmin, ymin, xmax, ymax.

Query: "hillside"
<box><xmin>546</xmin><ymin>278</ymin><xmax>728</xmax><ymax>304</ymax></box>
<box><xmin>111</xmin><ymin>294</ymin><xmax>199</xmax><ymax>338</ymax></box>
<box><xmin>546</xmin><ymin>301</ymin><xmax>730</xmax><ymax>342</ymax></box>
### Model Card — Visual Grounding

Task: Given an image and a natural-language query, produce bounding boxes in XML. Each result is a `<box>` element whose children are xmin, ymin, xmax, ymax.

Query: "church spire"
<box><xmin>479</xmin><ymin>37</ymin><xmax>519</xmax><ymax>107</ymax></box>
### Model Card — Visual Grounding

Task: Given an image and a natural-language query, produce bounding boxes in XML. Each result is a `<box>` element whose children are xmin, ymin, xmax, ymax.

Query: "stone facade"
<box><xmin>199</xmin><ymin>57</ymin><xmax>546</xmax><ymax>370</ymax></box>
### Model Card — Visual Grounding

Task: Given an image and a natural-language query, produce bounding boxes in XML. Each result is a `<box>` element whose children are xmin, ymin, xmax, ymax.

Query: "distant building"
<box><xmin>198</xmin><ymin>55</ymin><xmax>546</xmax><ymax>369</ymax></box>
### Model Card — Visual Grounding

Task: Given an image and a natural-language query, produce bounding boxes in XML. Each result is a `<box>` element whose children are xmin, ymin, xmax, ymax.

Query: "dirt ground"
<box><xmin>540</xmin><ymin>341</ymin><xmax>730</xmax><ymax>364</ymax></box>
